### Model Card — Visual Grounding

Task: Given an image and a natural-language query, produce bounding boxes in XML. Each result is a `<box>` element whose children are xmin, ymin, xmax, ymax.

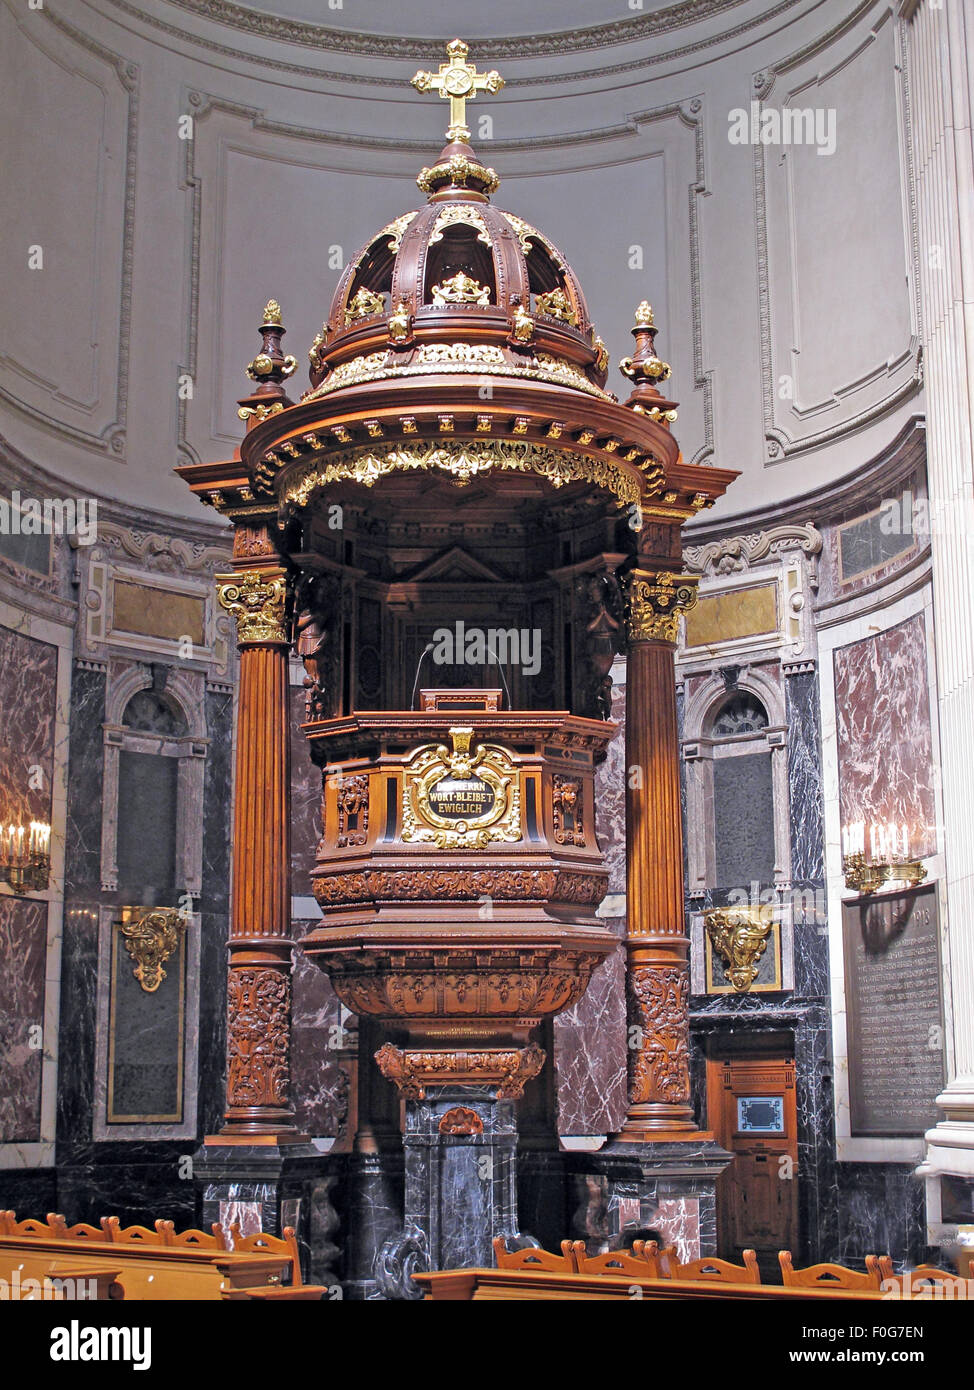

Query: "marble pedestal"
<box><xmin>195</xmin><ymin>1143</ymin><xmax>340</xmax><ymax>1287</ymax></box>
<box><xmin>376</xmin><ymin>1085</ymin><xmax>520</xmax><ymax>1300</ymax></box>
<box><xmin>569</xmin><ymin>1139</ymin><xmax>732</xmax><ymax>1258</ymax></box>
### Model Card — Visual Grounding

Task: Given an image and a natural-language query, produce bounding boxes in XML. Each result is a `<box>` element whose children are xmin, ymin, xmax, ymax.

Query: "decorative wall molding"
<box><xmin>93</xmin><ymin>519</ymin><xmax>231</xmax><ymax>575</ymax></box>
<box><xmin>753</xmin><ymin>3</ymin><xmax>922</xmax><ymax>460</ymax></box>
<box><xmin>103</xmin><ymin>0</ymin><xmax>796</xmax><ymax>62</ymax></box>
<box><xmin>0</xmin><ymin>9</ymin><xmax>139</xmax><ymax>454</ymax></box>
<box><xmin>684</xmin><ymin>522</ymin><xmax>823</xmax><ymax>578</ymax></box>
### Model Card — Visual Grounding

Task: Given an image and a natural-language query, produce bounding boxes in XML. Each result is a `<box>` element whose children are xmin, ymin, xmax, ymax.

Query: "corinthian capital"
<box><xmin>216</xmin><ymin>569</ymin><xmax>288</xmax><ymax>645</ymax></box>
<box><xmin>624</xmin><ymin>569</ymin><xmax>699</xmax><ymax>644</ymax></box>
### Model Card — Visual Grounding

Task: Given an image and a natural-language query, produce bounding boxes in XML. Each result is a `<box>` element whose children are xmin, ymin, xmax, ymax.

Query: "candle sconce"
<box><xmin>0</xmin><ymin>821</ymin><xmax>51</xmax><ymax>894</ymax></box>
<box><xmin>841</xmin><ymin>821</ymin><xmax>926</xmax><ymax>897</ymax></box>
<box><xmin>842</xmin><ymin>851</ymin><xmax>927</xmax><ymax>897</ymax></box>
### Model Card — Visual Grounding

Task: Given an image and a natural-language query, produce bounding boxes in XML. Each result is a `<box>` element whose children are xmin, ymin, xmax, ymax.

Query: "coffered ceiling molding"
<box><xmin>754</xmin><ymin>5</ymin><xmax>921</xmax><ymax>461</ymax></box>
<box><xmin>0</xmin><ymin>6</ymin><xmax>138</xmax><ymax>455</ymax></box>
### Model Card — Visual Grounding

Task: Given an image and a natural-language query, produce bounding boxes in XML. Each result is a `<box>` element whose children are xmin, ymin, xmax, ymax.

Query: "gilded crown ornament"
<box><xmin>261</xmin><ymin>299</ymin><xmax>284</xmax><ymax>327</ymax></box>
<box><xmin>536</xmin><ymin>287</ymin><xmax>577</xmax><ymax>325</ymax></box>
<box><xmin>411</xmin><ymin>39</ymin><xmax>504</xmax><ymax>144</ymax></box>
<box><xmin>345</xmin><ymin>287</ymin><xmax>386</xmax><ymax>324</ymax></box>
<box><xmin>431</xmin><ymin>271</ymin><xmax>491</xmax><ymax>307</ymax></box>
<box><xmin>634</xmin><ymin>300</ymin><xmax>655</xmax><ymax>328</ymax></box>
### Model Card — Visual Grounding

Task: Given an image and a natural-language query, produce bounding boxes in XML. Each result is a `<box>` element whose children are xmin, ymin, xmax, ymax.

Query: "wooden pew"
<box><xmin>779</xmin><ymin>1250</ymin><xmax>884</xmax><ymax>1291</ymax></box>
<box><xmin>413</xmin><ymin>1268</ymin><xmax>891</xmax><ymax>1301</ymax></box>
<box><xmin>0</xmin><ymin>1211</ymin><xmax>325</xmax><ymax>1301</ymax></box>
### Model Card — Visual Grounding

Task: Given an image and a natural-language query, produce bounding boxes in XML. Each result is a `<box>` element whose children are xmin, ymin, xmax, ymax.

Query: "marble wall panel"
<box><xmin>198</xmin><ymin>692</ymin><xmax>233</xmax><ymax>1135</ymax></box>
<box><xmin>290</xmin><ymin>685</ymin><xmax>321</xmax><ymax>898</ymax></box>
<box><xmin>0</xmin><ymin>624</ymin><xmax>56</xmax><ymax>829</ymax></box>
<box><xmin>555</xmin><ymin>663</ymin><xmax>627</xmax><ymax>1135</ymax></box>
<box><xmin>291</xmin><ymin>937</ymin><xmax>347</xmax><ymax>1140</ymax></box>
<box><xmin>595</xmin><ymin>674</ymin><xmax>627</xmax><ymax>897</ymax></box>
<box><xmin>63</xmin><ymin>664</ymin><xmax>106</xmax><ymax>895</ymax></box>
<box><xmin>833</xmin><ymin>614</ymin><xmax>936</xmax><ymax>858</ymax></box>
<box><xmin>0</xmin><ymin>898</ymin><xmax>47</xmax><ymax>1142</ymax></box>
<box><xmin>786</xmin><ymin>669</ymin><xmax>826</xmax><ymax>885</ymax></box>
<box><xmin>555</xmin><ymin>930</ymin><xmax>627</xmax><ymax>1136</ymax></box>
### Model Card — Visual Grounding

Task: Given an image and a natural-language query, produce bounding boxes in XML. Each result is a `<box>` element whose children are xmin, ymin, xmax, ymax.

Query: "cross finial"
<box><xmin>411</xmin><ymin>39</ymin><xmax>504</xmax><ymax>144</ymax></box>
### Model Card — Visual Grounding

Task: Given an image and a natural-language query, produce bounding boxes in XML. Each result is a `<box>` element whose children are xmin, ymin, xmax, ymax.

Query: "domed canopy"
<box><xmin>305</xmin><ymin>135</ymin><xmax>608</xmax><ymax>403</ymax></box>
<box><xmin>179</xmin><ymin>41</ymin><xmax>736</xmax><ymax>539</ymax></box>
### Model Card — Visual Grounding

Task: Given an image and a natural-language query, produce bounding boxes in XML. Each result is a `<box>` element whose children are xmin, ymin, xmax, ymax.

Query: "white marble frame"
<box><xmin>92</xmin><ymin>905</ymin><xmax>201</xmax><ymax>1142</ymax></box>
<box><xmin>818</xmin><ymin>581</ymin><xmax>945</xmax><ymax>1164</ymax></box>
<box><xmin>99</xmin><ymin>664</ymin><xmax>208</xmax><ymax>899</ymax></box>
<box><xmin>683</xmin><ymin>666</ymin><xmax>792</xmax><ymax>900</ymax></box>
<box><xmin>0</xmin><ymin>598</ymin><xmax>73</xmax><ymax>1170</ymax></box>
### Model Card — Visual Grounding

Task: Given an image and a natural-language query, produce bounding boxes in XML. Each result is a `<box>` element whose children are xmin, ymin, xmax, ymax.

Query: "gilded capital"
<box><xmin>216</xmin><ymin>570</ymin><xmax>288</xmax><ymax>645</ymax></box>
<box><xmin>624</xmin><ymin>569</ymin><xmax>698</xmax><ymax>644</ymax></box>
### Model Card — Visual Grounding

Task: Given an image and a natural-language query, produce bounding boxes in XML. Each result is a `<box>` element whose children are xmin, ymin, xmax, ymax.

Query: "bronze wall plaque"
<box><xmin>843</xmin><ymin>886</ymin><xmax>944</xmax><ymax>1136</ymax></box>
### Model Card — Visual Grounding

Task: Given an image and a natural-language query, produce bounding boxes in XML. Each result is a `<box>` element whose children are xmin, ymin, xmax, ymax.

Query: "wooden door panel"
<box><xmin>708</xmin><ymin>1055</ymin><xmax>798</xmax><ymax>1265</ymax></box>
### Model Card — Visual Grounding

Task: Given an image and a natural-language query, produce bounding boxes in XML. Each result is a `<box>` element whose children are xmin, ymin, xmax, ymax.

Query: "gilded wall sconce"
<box><xmin>118</xmin><ymin>906</ymin><xmax>188</xmax><ymax>993</ymax></box>
<box><xmin>841</xmin><ymin>821</ymin><xmax>927</xmax><ymax>896</ymax></box>
<box><xmin>704</xmin><ymin>905</ymin><xmax>775</xmax><ymax>993</ymax></box>
<box><xmin>0</xmin><ymin>820</ymin><xmax>51</xmax><ymax>894</ymax></box>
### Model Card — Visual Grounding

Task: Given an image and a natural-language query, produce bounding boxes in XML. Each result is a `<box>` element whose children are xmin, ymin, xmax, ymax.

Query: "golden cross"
<box><xmin>411</xmin><ymin>39</ymin><xmax>504</xmax><ymax>144</ymax></box>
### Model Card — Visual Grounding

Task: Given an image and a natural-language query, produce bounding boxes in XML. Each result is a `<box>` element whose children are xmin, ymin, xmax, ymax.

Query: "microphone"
<box><xmin>483</xmin><ymin>643</ymin><xmax>513</xmax><ymax>710</ymax></box>
<box><xmin>410</xmin><ymin>642</ymin><xmax>436</xmax><ymax>711</ymax></box>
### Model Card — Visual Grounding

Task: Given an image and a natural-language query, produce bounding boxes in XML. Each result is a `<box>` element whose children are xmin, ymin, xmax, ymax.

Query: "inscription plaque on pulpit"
<box><xmin>843</xmin><ymin>886</ymin><xmax>945</xmax><ymax>1136</ymax></box>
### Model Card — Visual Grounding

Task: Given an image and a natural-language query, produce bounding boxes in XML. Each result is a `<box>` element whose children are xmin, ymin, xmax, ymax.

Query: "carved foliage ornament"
<box><xmin>624</xmin><ymin>570</ymin><xmax>699</xmax><ymax>644</ymax></box>
<box><xmin>535</xmin><ymin>287</ymin><xmax>577</xmax><ymax>325</ymax></box>
<box><xmin>628</xmin><ymin>966</ymin><xmax>690</xmax><ymax>1106</ymax></box>
<box><xmin>429</xmin><ymin>205</ymin><xmax>492</xmax><ymax>246</ymax></box>
<box><xmin>226</xmin><ymin>968</ymin><xmax>290</xmax><ymax>1109</ymax></box>
<box><xmin>119</xmin><ymin>907</ymin><xmax>187</xmax><ymax>993</ymax></box>
<box><xmin>215</xmin><ymin>570</ymin><xmax>288</xmax><ymax>645</ymax></box>
<box><xmin>374</xmin><ymin>1041</ymin><xmax>545</xmax><ymax>1101</ymax></box>
<box><xmin>284</xmin><ymin>441</ymin><xmax>641</xmax><ymax>509</ymax></box>
<box><xmin>312</xmin><ymin>866</ymin><xmax>607</xmax><ymax>906</ymax></box>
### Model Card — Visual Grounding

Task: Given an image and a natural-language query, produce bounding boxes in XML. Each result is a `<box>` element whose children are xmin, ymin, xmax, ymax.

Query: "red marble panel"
<box><xmin>833</xmin><ymin>614</ymin><xmax>937</xmax><ymax>859</ymax></box>
<box><xmin>0</xmin><ymin>624</ymin><xmax>57</xmax><ymax>828</ymax></box>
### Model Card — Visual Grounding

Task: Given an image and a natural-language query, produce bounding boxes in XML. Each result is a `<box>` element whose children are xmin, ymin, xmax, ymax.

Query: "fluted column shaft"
<box><xmin>616</xmin><ymin>568</ymin><xmax>701</xmax><ymax>1139</ymax></box>
<box><xmin>213</xmin><ymin>568</ymin><xmax>301</xmax><ymax>1142</ymax></box>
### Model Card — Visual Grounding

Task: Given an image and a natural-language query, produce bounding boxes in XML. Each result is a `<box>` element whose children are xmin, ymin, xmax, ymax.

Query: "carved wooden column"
<box><xmin>212</xmin><ymin>566</ymin><xmax>303</xmax><ymax>1142</ymax></box>
<box><xmin>615</xmin><ymin>564</ymin><xmax>702</xmax><ymax>1140</ymax></box>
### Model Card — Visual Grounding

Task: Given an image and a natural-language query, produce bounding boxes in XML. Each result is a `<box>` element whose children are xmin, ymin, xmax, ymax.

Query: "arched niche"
<box><xmin>99</xmin><ymin>665</ymin><xmax>207</xmax><ymax>900</ymax></box>
<box><xmin>682</xmin><ymin>670</ymin><xmax>791</xmax><ymax>899</ymax></box>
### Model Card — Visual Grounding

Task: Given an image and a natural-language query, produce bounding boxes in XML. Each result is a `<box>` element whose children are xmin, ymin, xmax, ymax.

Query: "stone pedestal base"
<box><xmin>194</xmin><ymin>1142</ymin><xmax>340</xmax><ymax>1287</ymax></box>
<box><xmin>376</xmin><ymin>1085</ymin><xmax>521</xmax><ymax>1299</ymax></box>
<box><xmin>568</xmin><ymin>1139</ymin><xmax>732</xmax><ymax>1260</ymax></box>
